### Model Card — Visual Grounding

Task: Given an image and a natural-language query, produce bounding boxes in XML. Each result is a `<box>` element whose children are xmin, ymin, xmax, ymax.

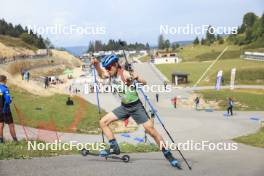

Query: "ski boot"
<box><xmin>99</xmin><ymin>139</ymin><xmax>120</xmax><ymax>157</ymax></box>
<box><xmin>163</xmin><ymin>149</ymin><xmax>181</xmax><ymax>169</ymax></box>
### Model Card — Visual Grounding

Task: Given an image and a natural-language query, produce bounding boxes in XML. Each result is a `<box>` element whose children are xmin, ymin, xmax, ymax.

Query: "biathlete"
<box><xmin>91</xmin><ymin>54</ymin><xmax>180</xmax><ymax>168</ymax></box>
<box><xmin>0</xmin><ymin>75</ymin><xmax>18</xmax><ymax>143</ymax></box>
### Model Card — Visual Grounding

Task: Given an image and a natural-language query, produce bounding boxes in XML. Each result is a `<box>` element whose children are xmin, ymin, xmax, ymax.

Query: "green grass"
<box><xmin>196</xmin><ymin>50</ymin><xmax>241</xmax><ymax>61</ymax></box>
<box><xmin>178</xmin><ymin>43</ymin><xmax>242</xmax><ymax>61</ymax></box>
<box><xmin>244</xmin><ymin>36</ymin><xmax>264</xmax><ymax>50</ymax></box>
<box><xmin>156</xmin><ymin>61</ymin><xmax>211</xmax><ymax>85</ymax></box>
<box><xmin>119</xmin><ymin>142</ymin><xmax>159</xmax><ymax>153</ymax></box>
<box><xmin>0</xmin><ymin>140</ymin><xmax>78</xmax><ymax>160</ymax></box>
<box><xmin>196</xmin><ymin>89</ymin><xmax>264</xmax><ymax>111</ymax></box>
<box><xmin>233</xmin><ymin>127</ymin><xmax>264</xmax><ymax>148</ymax></box>
<box><xmin>177</xmin><ymin>42</ymin><xmax>263</xmax><ymax>62</ymax></box>
<box><xmin>156</xmin><ymin>59</ymin><xmax>264</xmax><ymax>86</ymax></box>
<box><xmin>10</xmin><ymin>86</ymin><xmax>105</xmax><ymax>134</ymax></box>
<box><xmin>138</xmin><ymin>55</ymin><xmax>150</xmax><ymax>62</ymax></box>
<box><xmin>0</xmin><ymin>140</ymin><xmax>159</xmax><ymax>160</ymax></box>
<box><xmin>0</xmin><ymin>35</ymin><xmax>37</xmax><ymax>51</ymax></box>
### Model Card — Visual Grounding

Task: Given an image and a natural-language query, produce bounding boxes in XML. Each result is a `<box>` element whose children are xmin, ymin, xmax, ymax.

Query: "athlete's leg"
<box><xmin>99</xmin><ymin>112</ymin><xmax>122</xmax><ymax>156</ymax></box>
<box><xmin>99</xmin><ymin>112</ymin><xmax>119</xmax><ymax>140</ymax></box>
<box><xmin>143</xmin><ymin>119</ymin><xmax>165</xmax><ymax>147</ymax></box>
<box><xmin>8</xmin><ymin>123</ymin><xmax>18</xmax><ymax>141</ymax></box>
<box><xmin>0</xmin><ymin>122</ymin><xmax>4</xmax><ymax>143</ymax></box>
<box><xmin>143</xmin><ymin>119</ymin><xmax>181</xmax><ymax>168</ymax></box>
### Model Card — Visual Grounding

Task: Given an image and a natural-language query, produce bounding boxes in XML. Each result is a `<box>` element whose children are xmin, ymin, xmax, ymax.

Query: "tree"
<box><xmin>245</xmin><ymin>28</ymin><xmax>253</xmax><ymax>42</ymax></box>
<box><xmin>258</xmin><ymin>13</ymin><xmax>264</xmax><ymax>37</ymax></box>
<box><xmin>158</xmin><ymin>34</ymin><xmax>165</xmax><ymax>49</ymax></box>
<box><xmin>87</xmin><ymin>41</ymin><xmax>95</xmax><ymax>52</ymax></box>
<box><xmin>36</xmin><ymin>35</ymin><xmax>46</xmax><ymax>49</ymax></box>
<box><xmin>44</xmin><ymin>38</ymin><xmax>54</xmax><ymax>49</ymax></box>
<box><xmin>205</xmin><ymin>25</ymin><xmax>216</xmax><ymax>44</ymax></box>
<box><xmin>201</xmin><ymin>38</ymin><xmax>206</xmax><ymax>45</ymax></box>
<box><xmin>145</xmin><ymin>43</ymin><xmax>150</xmax><ymax>51</ymax></box>
<box><xmin>216</xmin><ymin>34</ymin><xmax>224</xmax><ymax>44</ymax></box>
<box><xmin>193</xmin><ymin>37</ymin><xmax>199</xmax><ymax>45</ymax></box>
<box><xmin>19</xmin><ymin>33</ymin><xmax>34</xmax><ymax>45</ymax></box>
<box><xmin>94</xmin><ymin>40</ymin><xmax>103</xmax><ymax>52</ymax></box>
<box><xmin>164</xmin><ymin>39</ymin><xmax>170</xmax><ymax>49</ymax></box>
<box><xmin>243</xmin><ymin>12</ymin><xmax>257</xmax><ymax>29</ymax></box>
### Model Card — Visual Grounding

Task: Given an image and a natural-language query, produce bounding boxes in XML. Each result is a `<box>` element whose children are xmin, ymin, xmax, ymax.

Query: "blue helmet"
<box><xmin>101</xmin><ymin>54</ymin><xmax>119</xmax><ymax>68</ymax></box>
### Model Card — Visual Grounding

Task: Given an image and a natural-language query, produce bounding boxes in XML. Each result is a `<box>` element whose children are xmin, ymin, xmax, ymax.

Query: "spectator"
<box><xmin>194</xmin><ymin>97</ymin><xmax>200</xmax><ymax>110</ymax></box>
<box><xmin>66</xmin><ymin>97</ymin><xmax>74</xmax><ymax>106</ymax></box>
<box><xmin>21</xmin><ymin>69</ymin><xmax>25</xmax><ymax>80</ymax></box>
<box><xmin>172</xmin><ymin>96</ymin><xmax>177</xmax><ymax>109</ymax></box>
<box><xmin>0</xmin><ymin>75</ymin><xmax>18</xmax><ymax>143</ymax></box>
<box><xmin>27</xmin><ymin>71</ymin><xmax>30</xmax><ymax>81</ymax></box>
<box><xmin>227</xmin><ymin>97</ymin><xmax>234</xmax><ymax>116</ymax></box>
<box><xmin>69</xmin><ymin>85</ymin><xmax>72</xmax><ymax>92</ymax></box>
<box><xmin>163</xmin><ymin>81</ymin><xmax>167</xmax><ymax>90</ymax></box>
<box><xmin>155</xmin><ymin>93</ymin><xmax>159</xmax><ymax>103</ymax></box>
<box><xmin>44</xmin><ymin>77</ymin><xmax>49</xmax><ymax>89</ymax></box>
<box><xmin>23</xmin><ymin>71</ymin><xmax>28</xmax><ymax>81</ymax></box>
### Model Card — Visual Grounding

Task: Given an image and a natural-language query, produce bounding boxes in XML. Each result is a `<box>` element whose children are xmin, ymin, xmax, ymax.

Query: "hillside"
<box><xmin>0</xmin><ymin>35</ymin><xmax>83</xmax><ymax>96</ymax></box>
<box><xmin>0</xmin><ymin>35</ymin><xmax>36</xmax><ymax>58</ymax></box>
<box><xmin>177</xmin><ymin>42</ymin><xmax>264</xmax><ymax>62</ymax></box>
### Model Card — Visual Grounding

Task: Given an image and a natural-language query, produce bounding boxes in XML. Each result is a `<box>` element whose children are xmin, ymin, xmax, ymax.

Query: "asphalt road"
<box><xmin>1</xmin><ymin>143</ymin><xmax>264</xmax><ymax>176</ymax></box>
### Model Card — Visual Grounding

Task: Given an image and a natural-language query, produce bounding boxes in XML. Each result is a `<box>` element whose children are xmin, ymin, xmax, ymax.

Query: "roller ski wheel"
<box><xmin>121</xmin><ymin>155</ymin><xmax>130</xmax><ymax>163</ymax></box>
<box><xmin>81</xmin><ymin>148</ymin><xmax>130</xmax><ymax>163</ymax></box>
<box><xmin>81</xmin><ymin>148</ymin><xmax>89</xmax><ymax>156</ymax></box>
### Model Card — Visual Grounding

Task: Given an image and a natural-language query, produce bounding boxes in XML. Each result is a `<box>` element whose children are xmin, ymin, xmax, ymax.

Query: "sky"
<box><xmin>0</xmin><ymin>0</ymin><xmax>263</xmax><ymax>47</ymax></box>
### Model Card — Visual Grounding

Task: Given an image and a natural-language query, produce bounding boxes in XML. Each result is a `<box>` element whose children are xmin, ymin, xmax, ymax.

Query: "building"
<box><xmin>128</xmin><ymin>50</ymin><xmax>137</xmax><ymax>54</ymax></box>
<box><xmin>36</xmin><ymin>49</ymin><xmax>49</xmax><ymax>56</ymax></box>
<box><xmin>171</xmin><ymin>72</ymin><xmax>189</xmax><ymax>85</ymax></box>
<box><xmin>151</xmin><ymin>51</ymin><xmax>181</xmax><ymax>64</ymax></box>
<box><xmin>139</xmin><ymin>50</ymin><xmax>148</xmax><ymax>55</ymax></box>
<box><xmin>82</xmin><ymin>49</ymin><xmax>148</xmax><ymax>59</ymax></box>
<box><xmin>243</xmin><ymin>52</ymin><xmax>264</xmax><ymax>61</ymax></box>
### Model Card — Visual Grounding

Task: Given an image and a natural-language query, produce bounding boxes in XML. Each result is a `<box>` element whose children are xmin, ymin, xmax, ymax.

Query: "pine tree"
<box><xmin>193</xmin><ymin>37</ymin><xmax>199</xmax><ymax>45</ymax></box>
<box><xmin>158</xmin><ymin>34</ymin><xmax>165</xmax><ymax>49</ymax></box>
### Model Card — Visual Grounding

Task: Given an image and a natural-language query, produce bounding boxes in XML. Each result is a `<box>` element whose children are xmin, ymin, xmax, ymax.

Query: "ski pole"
<box><xmin>13</xmin><ymin>103</ymin><xmax>29</xmax><ymax>141</ymax></box>
<box><xmin>92</xmin><ymin>65</ymin><xmax>105</xmax><ymax>143</ymax></box>
<box><xmin>137</xmin><ymin>85</ymin><xmax>192</xmax><ymax>170</ymax></box>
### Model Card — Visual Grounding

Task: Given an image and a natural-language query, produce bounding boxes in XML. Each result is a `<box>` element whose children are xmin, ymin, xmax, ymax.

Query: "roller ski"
<box><xmin>81</xmin><ymin>139</ymin><xmax>130</xmax><ymax>163</ymax></box>
<box><xmin>163</xmin><ymin>149</ymin><xmax>182</xmax><ymax>169</ymax></box>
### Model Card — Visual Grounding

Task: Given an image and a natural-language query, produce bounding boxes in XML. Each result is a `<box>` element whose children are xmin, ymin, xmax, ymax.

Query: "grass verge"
<box><xmin>0</xmin><ymin>140</ymin><xmax>159</xmax><ymax>160</ymax></box>
<box><xmin>196</xmin><ymin>89</ymin><xmax>264</xmax><ymax>111</ymax></box>
<box><xmin>10</xmin><ymin>86</ymin><xmax>105</xmax><ymax>134</ymax></box>
<box><xmin>233</xmin><ymin>127</ymin><xmax>264</xmax><ymax>148</ymax></box>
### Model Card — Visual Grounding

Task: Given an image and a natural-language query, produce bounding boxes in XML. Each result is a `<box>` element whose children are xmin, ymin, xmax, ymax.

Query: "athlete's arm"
<box><xmin>123</xmin><ymin>71</ymin><xmax>147</xmax><ymax>85</ymax></box>
<box><xmin>133</xmin><ymin>72</ymin><xmax>147</xmax><ymax>85</ymax></box>
<box><xmin>3</xmin><ymin>87</ymin><xmax>11</xmax><ymax>112</ymax></box>
<box><xmin>91</xmin><ymin>58</ymin><xmax>109</xmax><ymax>79</ymax></box>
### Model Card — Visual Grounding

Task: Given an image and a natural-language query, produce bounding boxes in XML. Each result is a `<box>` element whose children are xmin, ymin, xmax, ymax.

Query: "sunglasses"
<box><xmin>106</xmin><ymin>63</ymin><xmax>115</xmax><ymax>71</ymax></box>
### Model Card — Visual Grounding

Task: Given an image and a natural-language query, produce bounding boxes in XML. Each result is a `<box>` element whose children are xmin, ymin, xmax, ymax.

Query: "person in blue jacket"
<box><xmin>0</xmin><ymin>75</ymin><xmax>18</xmax><ymax>143</ymax></box>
